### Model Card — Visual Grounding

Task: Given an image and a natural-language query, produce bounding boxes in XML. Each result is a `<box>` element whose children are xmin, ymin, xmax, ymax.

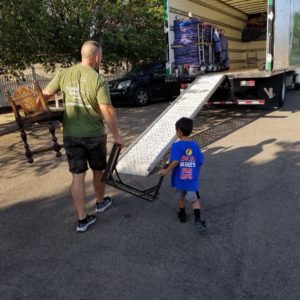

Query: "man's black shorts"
<box><xmin>63</xmin><ymin>136</ymin><xmax>107</xmax><ymax>174</ymax></box>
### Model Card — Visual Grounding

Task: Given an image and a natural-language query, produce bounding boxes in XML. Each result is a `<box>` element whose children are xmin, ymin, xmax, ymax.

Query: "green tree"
<box><xmin>0</xmin><ymin>0</ymin><xmax>164</xmax><ymax>75</ymax></box>
<box><xmin>99</xmin><ymin>0</ymin><xmax>165</xmax><ymax>68</ymax></box>
<box><xmin>0</xmin><ymin>0</ymin><xmax>47</xmax><ymax>75</ymax></box>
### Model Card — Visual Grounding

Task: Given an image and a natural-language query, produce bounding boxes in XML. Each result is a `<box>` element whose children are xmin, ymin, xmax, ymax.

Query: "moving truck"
<box><xmin>164</xmin><ymin>0</ymin><xmax>300</xmax><ymax>108</ymax></box>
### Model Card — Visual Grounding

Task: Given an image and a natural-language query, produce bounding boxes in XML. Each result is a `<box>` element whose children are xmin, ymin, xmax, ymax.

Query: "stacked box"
<box><xmin>174</xmin><ymin>19</ymin><xmax>201</xmax><ymax>67</ymax></box>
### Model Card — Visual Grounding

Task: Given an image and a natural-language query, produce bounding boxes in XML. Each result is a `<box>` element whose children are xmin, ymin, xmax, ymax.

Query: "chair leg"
<box><xmin>48</xmin><ymin>122</ymin><xmax>62</xmax><ymax>157</ymax></box>
<box><xmin>19</xmin><ymin>126</ymin><xmax>34</xmax><ymax>163</ymax></box>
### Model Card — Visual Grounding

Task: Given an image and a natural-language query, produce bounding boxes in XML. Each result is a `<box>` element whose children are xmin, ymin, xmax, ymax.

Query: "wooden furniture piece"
<box><xmin>7</xmin><ymin>81</ymin><xmax>64</xmax><ymax>163</ymax></box>
<box><xmin>102</xmin><ymin>143</ymin><xmax>166</xmax><ymax>202</ymax></box>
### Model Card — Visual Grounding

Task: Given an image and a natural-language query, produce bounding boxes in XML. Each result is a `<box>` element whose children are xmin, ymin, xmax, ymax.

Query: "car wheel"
<box><xmin>134</xmin><ymin>88</ymin><xmax>150</xmax><ymax>106</ymax></box>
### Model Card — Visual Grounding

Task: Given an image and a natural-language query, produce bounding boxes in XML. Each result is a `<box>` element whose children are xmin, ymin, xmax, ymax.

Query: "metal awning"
<box><xmin>219</xmin><ymin>0</ymin><xmax>267</xmax><ymax>15</ymax></box>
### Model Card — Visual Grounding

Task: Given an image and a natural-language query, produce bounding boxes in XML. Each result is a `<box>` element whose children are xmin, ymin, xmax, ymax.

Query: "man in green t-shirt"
<box><xmin>43</xmin><ymin>40</ymin><xmax>123</xmax><ymax>232</ymax></box>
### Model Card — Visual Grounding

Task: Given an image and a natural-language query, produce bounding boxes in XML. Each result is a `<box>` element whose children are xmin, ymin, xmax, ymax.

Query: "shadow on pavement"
<box><xmin>1</xmin><ymin>139</ymin><xmax>300</xmax><ymax>299</ymax></box>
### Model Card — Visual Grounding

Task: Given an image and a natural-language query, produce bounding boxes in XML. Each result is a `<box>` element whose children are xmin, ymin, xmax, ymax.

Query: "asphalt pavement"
<box><xmin>1</xmin><ymin>94</ymin><xmax>300</xmax><ymax>299</ymax></box>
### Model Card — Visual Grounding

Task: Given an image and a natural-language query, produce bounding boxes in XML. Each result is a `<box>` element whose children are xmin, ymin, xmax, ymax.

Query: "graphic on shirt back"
<box><xmin>65</xmin><ymin>80</ymin><xmax>92</xmax><ymax>108</ymax></box>
<box><xmin>179</xmin><ymin>148</ymin><xmax>195</xmax><ymax>180</ymax></box>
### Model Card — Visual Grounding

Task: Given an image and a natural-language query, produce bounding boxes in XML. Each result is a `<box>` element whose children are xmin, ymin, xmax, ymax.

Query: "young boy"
<box><xmin>161</xmin><ymin>117</ymin><xmax>207</xmax><ymax>233</ymax></box>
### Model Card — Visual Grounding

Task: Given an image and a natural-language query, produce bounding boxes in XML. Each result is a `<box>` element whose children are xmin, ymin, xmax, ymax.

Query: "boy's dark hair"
<box><xmin>175</xmin><ymin>117</ymin><xmax>193</xmax><ymax>136</ymax></box>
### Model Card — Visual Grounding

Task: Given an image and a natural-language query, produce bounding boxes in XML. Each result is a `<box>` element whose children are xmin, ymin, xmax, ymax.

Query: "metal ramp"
<box><xmin>116</xmin><ymin>73</ymin><xmax>225</xmax><ymax>177</ymax></box>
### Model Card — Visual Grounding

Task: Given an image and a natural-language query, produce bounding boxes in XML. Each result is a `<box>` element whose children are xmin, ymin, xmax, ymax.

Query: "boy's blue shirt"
<box><xmin>170</xmin><ymin>140</ymin><xmax>204</xmax><ymax>191</ymax></box>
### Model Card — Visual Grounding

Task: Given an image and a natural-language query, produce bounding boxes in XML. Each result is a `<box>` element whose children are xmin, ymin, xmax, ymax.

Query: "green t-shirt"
<box><xmin>46</xmin><ymin>64</ymin><xmax>111</xmax><ymax>137</ymax></box>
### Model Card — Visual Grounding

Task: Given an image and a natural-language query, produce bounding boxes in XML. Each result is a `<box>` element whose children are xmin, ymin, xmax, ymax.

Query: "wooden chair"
<box><xmin>7</xmin><ymin>81</ymin><xmax>64</xmax><ymax>163</ymax></box>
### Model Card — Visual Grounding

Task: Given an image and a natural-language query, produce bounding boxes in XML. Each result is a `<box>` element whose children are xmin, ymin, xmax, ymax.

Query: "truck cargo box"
<box><xmin>164</xmin><ymin>0</ymin><xmax>300</xmax><ymax>74</ymax></box>
<box><xmin>164</xmin><ymin>0</ymin><xmax>300</xmax><ymax>108</ymax></box>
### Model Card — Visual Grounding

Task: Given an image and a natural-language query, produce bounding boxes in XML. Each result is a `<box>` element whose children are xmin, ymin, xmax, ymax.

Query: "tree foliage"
<box><xmin>0</xmin><ymin>0</ymin><xmax>164</xmax><ymax>75</ymax></box>
<box><xmin>99</xmin><ymin>0</ymin><xmax>165</xmax><ymax>67</ymax></box>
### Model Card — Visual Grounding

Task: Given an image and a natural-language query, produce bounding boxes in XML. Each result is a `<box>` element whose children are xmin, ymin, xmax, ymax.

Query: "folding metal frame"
<box><xmin>101</xmin><ymin>143</ymin><xmax>166</xmax><ymax>202</ymax></box>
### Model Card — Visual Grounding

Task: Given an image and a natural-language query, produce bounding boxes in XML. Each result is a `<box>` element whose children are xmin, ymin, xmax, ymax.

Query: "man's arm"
<box><xmin>41</xmin><ymin>71</ymin><xmax>61</xmax><ymax>102</ymax></box>
<box><xmin>99</xmin><ymin>103</ymin><xmax>124</xmax><ymax>146</ymax></box>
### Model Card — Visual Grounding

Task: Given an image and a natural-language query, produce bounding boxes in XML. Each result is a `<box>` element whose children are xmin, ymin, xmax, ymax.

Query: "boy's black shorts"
<box><xmin>63</xmin><ymin>135</ymin><xmax>107</xmax><ymax>174</ymax></box>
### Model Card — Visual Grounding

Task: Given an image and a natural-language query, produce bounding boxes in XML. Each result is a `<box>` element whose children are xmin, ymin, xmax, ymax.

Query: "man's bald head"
<box><xmin>81</xmin><ymin>40</ymin><xmax>102</xmax><ymax>59</ymax></box>
<box><xmin>80</xmin><ymin>40</ymin><xmax>102</xmax><ymax>70</ymax></box>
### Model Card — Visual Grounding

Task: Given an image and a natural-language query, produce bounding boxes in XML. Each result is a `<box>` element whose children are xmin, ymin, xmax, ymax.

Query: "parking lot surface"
<box><xmin>1</xmin><ymin>92</ymin><xmax>300</xmax><ymax>299</ymax></box>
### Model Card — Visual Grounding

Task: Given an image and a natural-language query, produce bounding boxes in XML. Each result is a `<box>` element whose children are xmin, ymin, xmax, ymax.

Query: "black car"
<box><xmin>108</xmin><ymin>61</ymin><xmax>180</xmax><ymax>106</ymax></box>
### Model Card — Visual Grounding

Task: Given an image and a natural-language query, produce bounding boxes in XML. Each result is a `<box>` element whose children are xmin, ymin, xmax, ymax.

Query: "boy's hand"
<box><xmin>160</xmin><ymin>169</ymin><xmax>168</xmax><ymax>176</ymax></box>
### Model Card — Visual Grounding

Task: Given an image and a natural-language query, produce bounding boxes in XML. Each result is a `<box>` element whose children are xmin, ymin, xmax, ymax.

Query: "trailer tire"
<box><xmin>278</xmin><ymin>79</ymin><xmax>286</xmax><ymax>108</ymax></box>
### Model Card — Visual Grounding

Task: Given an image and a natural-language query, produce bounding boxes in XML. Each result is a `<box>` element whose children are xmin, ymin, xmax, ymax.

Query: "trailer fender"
<box><xmin>258</xmin><ymin>75</ymin><xmax>285</xmax><ymax>109</ymax></box>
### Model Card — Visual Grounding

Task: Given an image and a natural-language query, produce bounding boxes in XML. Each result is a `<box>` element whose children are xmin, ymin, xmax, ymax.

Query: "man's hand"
<box><xmin>114</xmin><ymin>136</ymin><xmax>124</xmax><ymax>147</ymax></box>
<box><xmin>42</xmin><ymin>88</ymin><xmax>56</xmax><ymax>103</ymax></box>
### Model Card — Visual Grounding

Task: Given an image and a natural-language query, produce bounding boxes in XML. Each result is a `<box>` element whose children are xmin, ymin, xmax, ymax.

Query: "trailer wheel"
<box><xmin>133</xmin><ymin>88</ymin><xmax>150</xmax><ymax>106</ymax></box>
<box><xmin>278</xmin><ymin>79</ymin><xmax>286</xmax><ymax>108</ymax></box>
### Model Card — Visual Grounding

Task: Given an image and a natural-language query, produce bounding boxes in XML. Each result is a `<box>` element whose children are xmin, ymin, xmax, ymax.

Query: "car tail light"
<box><xmin>180</xmin><ymin>83</ymin><xmax>188</xmax><ymax>89</ymax></box>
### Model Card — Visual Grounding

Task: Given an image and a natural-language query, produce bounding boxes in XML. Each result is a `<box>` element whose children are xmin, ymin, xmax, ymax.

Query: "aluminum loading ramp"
<box><xmin>117</xmin><ymin>73</ymin><xmax>225</xmax><ymax>176</ymax></box>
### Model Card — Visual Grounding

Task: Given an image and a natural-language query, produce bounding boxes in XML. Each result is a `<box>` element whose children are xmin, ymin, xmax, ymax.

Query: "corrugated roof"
<box><xmin>219</xmin><ymin>0</ymin><xmax>267</xmax><ymax>15</ymax></box>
